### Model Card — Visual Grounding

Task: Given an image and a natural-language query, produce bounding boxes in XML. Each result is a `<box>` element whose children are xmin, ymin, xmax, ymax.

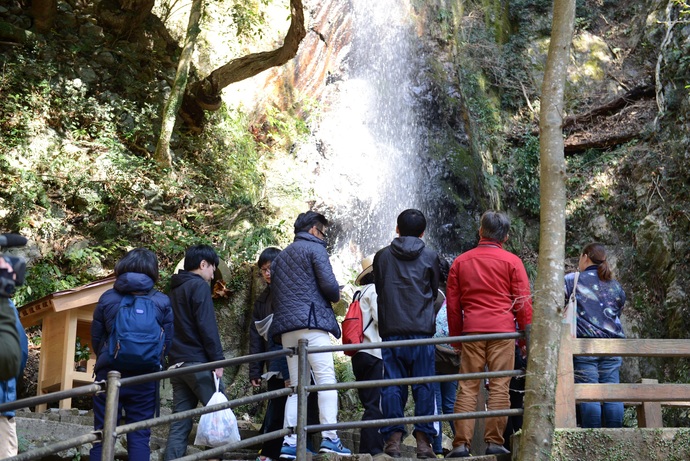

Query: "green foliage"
<box><xmin>500</xmin><ymin>135</ymin><xmax>540</xmax><ymax>217</ymax></box>
<box><xmin>0</xmin><ymin>24</ymin><xmax>288</xmax><ymax>308</ymax></box>
<box><xmin>229</xmin><ymin>0</ymin><xmax>271</xmax><ymax>39</ymax></box>
<box><xmin>74</xmin><ymin>337</ymin><xmax>91</xmax><ymax>363</ymax></box>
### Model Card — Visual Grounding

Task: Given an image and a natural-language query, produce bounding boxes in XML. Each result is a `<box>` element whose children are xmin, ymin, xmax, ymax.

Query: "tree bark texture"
<box><xmin>182</xmin><ymin>0</ymin><xmax>306</xmax><ymax>130</ymax></box>
<box><xmin>153</xmin><ymin>0</ymin><xmax>203</xmax><ymax>169</ymax></box>
<box><xmin>518</xmin><ymin>0</ymin><xmax>575</xmax><ymax>459</ymax></box>
<box><xmin>96</xmin><ymin>0</ymin><xmax>155</xmax><ymax>37</ymax></box>
<box><xmin>30</xmin><ymin>0</ymin><xmax>57</xmax><ymax>33</ymax></box>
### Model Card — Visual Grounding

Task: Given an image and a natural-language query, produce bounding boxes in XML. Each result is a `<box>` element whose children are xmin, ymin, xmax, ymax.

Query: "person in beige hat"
<box><xmin>350</xmin><ymin>254</ymin><xmax>384</xmax><ymax>455</ymax></box>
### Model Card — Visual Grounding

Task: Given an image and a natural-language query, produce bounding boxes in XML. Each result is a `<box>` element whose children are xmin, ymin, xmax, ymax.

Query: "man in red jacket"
<box><xmin>445</xmin><ymin>211</ymin><xmax>532</xmax><ymax>458</ymax></box>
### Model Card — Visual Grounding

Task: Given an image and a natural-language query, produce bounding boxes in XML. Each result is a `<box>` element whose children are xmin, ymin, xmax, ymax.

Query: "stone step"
<box><xmin>265</xmin><ymin>452</ymin><xmax>511</xmax><ymax>461</ymax></box>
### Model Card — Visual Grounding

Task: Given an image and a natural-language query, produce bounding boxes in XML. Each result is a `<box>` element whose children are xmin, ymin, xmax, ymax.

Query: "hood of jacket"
<box><xmin>169</xmin><ymin>270</ymin><xmax>204</xmax><ymax>291</ymax></box>
<box><xmin>389</xmin><ymin>236</ymin><xmax>426</xmax><ymax>261</ymax></box>
<box><xmin>113</xmin><ymin>271</ymin><xmax>155</xmax><ymax>293</ymax></box>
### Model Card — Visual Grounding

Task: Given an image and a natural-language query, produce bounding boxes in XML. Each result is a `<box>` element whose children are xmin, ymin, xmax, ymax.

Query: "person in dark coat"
<box><xmin>90</xmin><ymin>248</ymin><xmax>173</xmax><ymax>461</ymax></box>
<box><xmin>0</xmin><ymin>299</ymin><xmax>28</xmax><ymax>457</ymax></box>
<box><xmin>373</xmin><ymin>208</ymin><xmax>441</xmax><ymax>459</ymax></box>
<box><xmin>268</xmin><ymin>211</ymin><xmax>351</xmax><ymax>459</ymax></box>
<box><xmin>164</xmin><ymin>244</ymin><xmax>224</xmax><ymax>460</ymax></box>
<box><xmin>250</xmin><ymin>247</ymin><xmax>290</xmax><ymax>461</ymax></box>
<box><xmin>350</xmin><ymin>255</ymin><xmax>385</xmax><ymax>456</ymax></box>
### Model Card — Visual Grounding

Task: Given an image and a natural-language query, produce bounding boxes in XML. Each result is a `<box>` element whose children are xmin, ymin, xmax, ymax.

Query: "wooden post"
<box><xmin>637</xmin><ymin>378</ymin><xmax>663</xmax><ymax>428</ymax></box>
<box><xmin>555</xmin><ymin>329</ymin><xmax>576</xmax><ymax>427</ymax></box>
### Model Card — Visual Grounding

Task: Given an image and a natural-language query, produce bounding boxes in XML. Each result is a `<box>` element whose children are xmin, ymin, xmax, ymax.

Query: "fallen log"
<box><xmin>563</xmin><ymin>84</ymin><xmax>655</xmax><ymax>130</ymax></box>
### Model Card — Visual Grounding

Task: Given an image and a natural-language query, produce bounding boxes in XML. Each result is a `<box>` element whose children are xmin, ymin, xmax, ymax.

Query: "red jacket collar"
<box><xmin>478</xmin><ymin>237</ymin><xmax>503</xmax><ymax>248</ymax></box>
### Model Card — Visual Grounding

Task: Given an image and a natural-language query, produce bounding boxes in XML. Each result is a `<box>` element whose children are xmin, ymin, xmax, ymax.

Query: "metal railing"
<box><xmin>1</xmin><ymin>332</ymin><xmax>525</xmax><ymax>460</ymax></box>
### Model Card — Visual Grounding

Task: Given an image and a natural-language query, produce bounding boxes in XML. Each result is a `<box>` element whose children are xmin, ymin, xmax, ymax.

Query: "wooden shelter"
<box><xmin>18</xmin><ymin>276</ymin><xmax>115</xmax><ymax>411</ymax></box>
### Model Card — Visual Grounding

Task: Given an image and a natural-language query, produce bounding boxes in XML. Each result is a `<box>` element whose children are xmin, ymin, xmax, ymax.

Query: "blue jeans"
<box><xmin>573</xmin><ymin>356</ymin><xmax>623</xmax><ymax>428</ymax></box>
<box><xmin>432</xmin><ymin>379</ymin><xmax>457</xmax><ymax>454</ymax></box>
<box><xmin>380</xmin><ymin>336</ymin><xmax>437</xmax><ymax>441</ymax></box>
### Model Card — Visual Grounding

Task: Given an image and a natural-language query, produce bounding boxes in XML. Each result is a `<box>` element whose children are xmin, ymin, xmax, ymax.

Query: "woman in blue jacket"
<box><xmin>565</xmin><ymin>242</ymin><xmax>626</xmax><ymax>428</ymax></box>
<box><xmin>90</xmin><ymin>248</ymin><xmax>174</xmax><ymax>461</ymax></box>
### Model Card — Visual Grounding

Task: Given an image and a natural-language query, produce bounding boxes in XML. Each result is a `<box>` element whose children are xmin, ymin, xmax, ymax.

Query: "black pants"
<box><xmin>352</xmin><ymin>352</ymin><xmax>385</xmax><ymax>455</ymax></box>
<box><xmin>260</xmin><ymin>376</ymin><xmax>320</xmax><ymax>458</ymax></box>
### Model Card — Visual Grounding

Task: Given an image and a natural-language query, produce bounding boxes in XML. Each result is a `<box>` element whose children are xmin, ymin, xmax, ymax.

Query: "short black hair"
<box><xmin>397</xmin><ymin>209</ymin><xmax>426</xmax><ymax>237</ymax></box>
<box><xmin>183</xmin><ymin>244</ymin><xmax>220</xmax><ymax>271</ymax></box>
<box><xmin>293</xmin><ymin>211</ymin><xmax>329</xmax><ymax>234</ymax></box>
<box><xmin>114</xmin><ymin>247</ymin><xmax>159</xmax><ymax>283</ymax></box>
<box><xmin>258</xmin><ymin>247</ymin><xmax>281</xmax><ymax>267</ymax></box>
<box><xmin>439</xmin><ymin>257</ymin><xmax>451</xmax><ymax>281</ymax></box>
<box><xmin>479</xmin><ymin>211</ymin><xmax>511</xmax><ymax>242</ymax></box>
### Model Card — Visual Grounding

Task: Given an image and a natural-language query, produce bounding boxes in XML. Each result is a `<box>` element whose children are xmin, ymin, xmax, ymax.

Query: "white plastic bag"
<box><xmin>194</xmin><ymin>375</ymin><xmax>241</xmax><ymax>447</ymax></box>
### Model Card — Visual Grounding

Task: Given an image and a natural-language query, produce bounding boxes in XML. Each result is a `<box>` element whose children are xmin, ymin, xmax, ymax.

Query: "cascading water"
<box><xmin>309</xmin><ymin>0</ymin><xmax>431</xmax><ymax>276</ymax></box>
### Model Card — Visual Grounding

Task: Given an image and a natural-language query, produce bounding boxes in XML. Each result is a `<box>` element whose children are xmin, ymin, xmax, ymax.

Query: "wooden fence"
<box><xmin>555</xmin><ymin>330</ymin><xmax>690</xmax><ymax>428</ymax></box>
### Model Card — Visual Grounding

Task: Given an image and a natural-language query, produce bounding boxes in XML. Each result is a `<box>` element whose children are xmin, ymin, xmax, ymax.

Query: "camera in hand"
<box><xmin>0</xmin><ymin>234</ymin><xmax>27</xmax><ymax>298</ymax></box>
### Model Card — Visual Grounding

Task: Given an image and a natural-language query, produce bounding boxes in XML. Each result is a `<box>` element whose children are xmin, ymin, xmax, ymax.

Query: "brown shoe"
<box><xmin>384</xmin><ymin>431</ymin><xmax>403</xmax><ymax>458</ymax></box>
<box><xmin>415</xmin><ymin>431</ymin><xmax>435</xmax><ymax>459</ymax></box>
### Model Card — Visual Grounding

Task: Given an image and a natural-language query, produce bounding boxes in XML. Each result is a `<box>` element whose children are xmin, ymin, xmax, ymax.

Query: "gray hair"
<box><xmin>479</xmin><ymin>211</ymin><xmax>510</xmax><ymax>242</ymax></box>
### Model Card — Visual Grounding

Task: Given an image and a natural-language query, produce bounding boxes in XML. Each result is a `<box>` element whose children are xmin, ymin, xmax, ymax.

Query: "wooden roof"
<box><xmin>18</xmin><ymin>275</ymin><xmax>116</xmax><ymax>327</ymax></box>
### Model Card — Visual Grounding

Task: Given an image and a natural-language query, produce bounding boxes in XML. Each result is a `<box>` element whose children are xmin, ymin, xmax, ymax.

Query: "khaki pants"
<box><xmin>452</xmin><ymin>338</ymin><xmax>514</xmax><ymax>448</ymax></box>
<box><xmin>0</xmin><ymin>416</ymin><xmax>18</xmax><ymax>457</ymax></box>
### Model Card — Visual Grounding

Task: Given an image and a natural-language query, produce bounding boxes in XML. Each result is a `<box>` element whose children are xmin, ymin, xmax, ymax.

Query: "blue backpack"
<box><xmin>109</xmin><ymin>291</ymin><xmax>165</xmax><ymax>372</ymax></box>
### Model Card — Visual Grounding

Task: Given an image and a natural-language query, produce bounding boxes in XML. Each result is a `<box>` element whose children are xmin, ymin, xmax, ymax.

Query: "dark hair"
<box><xmin>183</xmin><ymin>244</ymin><xmax>220</xmax><ymax>271</ymax></box>
<box><xmin>479</xmin><ymin>211</ymin><xmax>511</xmax><ymax>242</ymax></box>
<box><xmin>397</xmin><ymin>209</ymin><xmax>426</xmax><ymax>237</ymax></box>
<box><xmin>359</xmin><ymin>271</ymin><xmax>375</xmax><ymax>285</ymax></box>
<box><xmin>258</xmin><ymin>247</ymin><xmax>281</xmax><ymax>267</ymax></box>
<box><xmin>439</xmin><ymin>257</ymin><xmax>451</xmax><ymax>282</ymax></box>
<box><xmin>114</xmin><ymin>248</ymin><xmax>159</xmax><ymax>283</ymax></box>
<box><xmin>582</xmin><ymin>242</ymin><xmax>613</xmax><ymax>281</ymax></box>
<box><xmin>294</xmin><ymin>211</ymin><xmax>329</xmax><ymax>234</ymax></box>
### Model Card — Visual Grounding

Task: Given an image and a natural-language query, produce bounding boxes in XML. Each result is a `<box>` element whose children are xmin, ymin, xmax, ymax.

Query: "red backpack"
<box><xmin>342</xmin><ymin>287</ymin><xmax>374</xmax><ymax>357</ymax></box>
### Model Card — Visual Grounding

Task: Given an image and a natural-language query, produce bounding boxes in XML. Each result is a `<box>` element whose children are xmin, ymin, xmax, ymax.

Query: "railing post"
<box><xmin>555</xmin><ymin>328</ymin><xmax>577</xmax><ymax>428</ymax></box>
<box><xmin>637</xmin><ymin>378</ymin><xmax>663</xmax><ymax>428</ymax></box>
<box><xmin>296</xmin><ymin>339</ymin><xmax>310</xmax><ymax>461</ymax></box>
<box><xmin>101</xmin><ymin>370</ymin><xmax>122</xmax><ymax>460</ymax></box>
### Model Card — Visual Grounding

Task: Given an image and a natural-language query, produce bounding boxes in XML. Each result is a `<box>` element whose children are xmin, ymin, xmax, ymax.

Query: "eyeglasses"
<box><xmin>260</xmin><ymin>267</ymin><xmax>271</xmax><ymax>275</ymax></box>
<box><xmin>314</xmin><ymin>226</ymin><xmax>326</xmax><ymax>239</ymax></box>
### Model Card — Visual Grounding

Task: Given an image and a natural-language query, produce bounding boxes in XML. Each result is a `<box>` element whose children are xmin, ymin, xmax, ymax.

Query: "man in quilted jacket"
<box><xmin>269</xmin><ymin>210</ymin><xmax>351</xmax><ymax>459</ymax></box>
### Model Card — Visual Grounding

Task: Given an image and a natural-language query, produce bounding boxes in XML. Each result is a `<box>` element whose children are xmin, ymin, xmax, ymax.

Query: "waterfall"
<box><xmin>309</xmin><ymin>0</ymin><xmax>430</xmax><ymax>277</ymax></box>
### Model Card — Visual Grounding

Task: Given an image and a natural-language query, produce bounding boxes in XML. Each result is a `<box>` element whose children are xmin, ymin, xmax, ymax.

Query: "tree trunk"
<box><xmin>31</xmin><ymin>0</ymin><xmax>57</xmax><ymax>33</ymax></box>
<box><xmin>153</xmin><ymin>0</ymin><xmax>203</xmax><ymax>170</ymax></box>
<box><xmin>518</xmin><ymin>0</ymin><xmax>575</xmax><ymax>459</ymax></box>
<box><xmin>96</xmin><ymin>0</ymin><xmax>155</xmax><ymax>37</ymax></box>
<box><xmin>181</xmin><ymin>0</ymin><xmax>306</xmax><ymax>131</ymax></box>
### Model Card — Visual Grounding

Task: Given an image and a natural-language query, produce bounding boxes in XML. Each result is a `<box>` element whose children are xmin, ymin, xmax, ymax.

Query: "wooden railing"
<box><xmin>555</xmin><ymin>329</ymin><xmax>690</xmax><ymax>428</ymax></box>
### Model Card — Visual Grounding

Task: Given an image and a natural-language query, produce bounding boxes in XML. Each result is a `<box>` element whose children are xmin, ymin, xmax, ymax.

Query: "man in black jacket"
<box><xmin>373</xmin><ymin>209</ymin><xmax>441</xmax><ymax>459</ymax></box>
<box><xmin>164</xmin><ymin>245</ymin><xmax>224</xmax><ymax>460</ymax></box>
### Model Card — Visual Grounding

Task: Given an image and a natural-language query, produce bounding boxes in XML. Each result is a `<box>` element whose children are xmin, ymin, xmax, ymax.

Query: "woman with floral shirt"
<box><xmin>564</xmin><ymin>242</ymin><xmax>626</xmax><ymax>428</ymax></box>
